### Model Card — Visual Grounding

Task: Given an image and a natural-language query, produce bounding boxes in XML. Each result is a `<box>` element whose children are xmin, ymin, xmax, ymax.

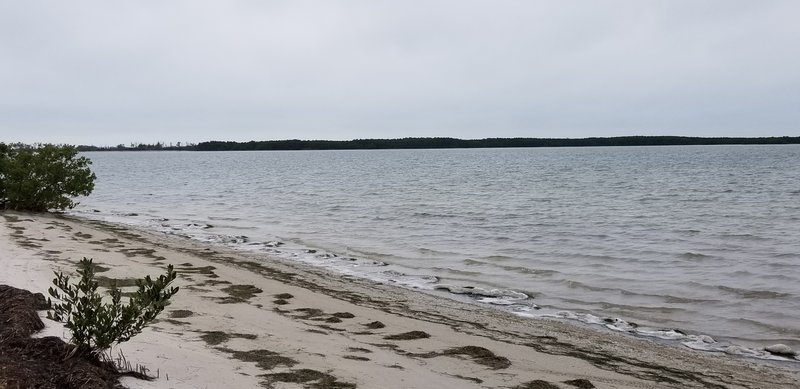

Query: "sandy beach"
<box><xmin>1</xmin><ymin>211</ymin><xmax>797</xmax><ymax>389</ymax></box>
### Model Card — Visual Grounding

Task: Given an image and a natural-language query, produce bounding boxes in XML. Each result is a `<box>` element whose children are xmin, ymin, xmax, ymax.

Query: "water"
<box><xmin>72</xmin><ymin>145</ymin><xmax>800</xmax><ymax>362</ymax></box>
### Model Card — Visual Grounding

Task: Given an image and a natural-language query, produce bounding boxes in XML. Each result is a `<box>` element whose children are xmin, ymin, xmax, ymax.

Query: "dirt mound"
<box><xmin>0</xmin><ymin>285</ymin><xmax>125</xmax><ymax>389</ymax></box>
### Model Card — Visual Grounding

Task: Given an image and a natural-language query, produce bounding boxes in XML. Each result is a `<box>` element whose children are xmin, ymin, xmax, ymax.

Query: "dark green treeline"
<box><xmin>77</xmin><ymin>136</ymin><xmax>800</xmax><ymax>152</ymax></box>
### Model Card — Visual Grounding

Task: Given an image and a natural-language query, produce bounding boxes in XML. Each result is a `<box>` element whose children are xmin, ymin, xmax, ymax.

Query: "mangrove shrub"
<box><xmin>47</xmin><ymin>258</ymin><xmax>179</xmax><ymax>356</ymax></box>
<box><xmin>0</xmin><ymin>143</ymin><xmax>96</xmax><ymax>211</ymax></box>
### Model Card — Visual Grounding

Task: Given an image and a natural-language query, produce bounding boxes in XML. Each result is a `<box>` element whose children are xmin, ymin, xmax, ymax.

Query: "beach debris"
<box><xmin>0</xmin><ymin>285</ymin><xmax>129</xmax><ymax>388</ymax></box>
<box><xmin>764</xmin><ymin>344</ymin><xmax>797</xmax><ymax>357</ymax></box>
<box><xmin>198</xmin><ymin>331</ymin><xmax>257</xmax><ymax>346</ymax></box>
<box><xmin>217</xmin><ymin>348</ymin><xmax>297</xmax><ymax>370</ymax></box>
<box><xmin>273</xmin><ymin>292</ymin><xmax>294</xmax><ymax>305</ymax></box>
<box><xmin>513</xmin><ymin>379</ymin><xmax>561</xmax><ymax>388</ymax></box>
<box><xmin>347</xmin><ymin>347</ymin><xmax>373</xmax><ymax>353</ymax></box>
<box><xmin>563</xmin><ymin>378</ymin><xmax>597</xmax><ymax>388</ymax></box>
<box><xmin>262</xmin><ymin>368</ymin><xmax>356</xmax><ymax>388</ymax></box>
<box><xmin>219</xmin><ymin>284</ymin><xmax>263</xmax><ymax>303</ymax></box>
<box><xmin>186</xmin><ymin>223</ymin><xmax>212</xmax><ymax>229</ymax></box>
<box><xmin>434</xmin><ymin>284</ymin><xmax>528</xmax><ymax>301</ymax></box>
<box><xmin>169</xmin><ymin>309</ymin><xmax>194</xmax><ymax>319</ymax></box>
<box><xmin>416</xmin><ymin>346</ymin><xmax>512</xmax><ymax>369</ymax></box>
<box><xmin>364</xmin><ymin>321</ymin><xmax>386</xmax><ymax>329</ymax></box>
<box><xmin>292</xmin><ymin>308</ymin><xmax>325</xmax><ymax>320</ymax></box>
<box><xmin>384</xmin><ymin>331</ymin><xmax>431</xmax><ymax>340</ymax></box>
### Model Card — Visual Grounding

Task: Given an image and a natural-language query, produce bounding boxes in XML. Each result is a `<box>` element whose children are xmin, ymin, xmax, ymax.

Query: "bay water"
<box><xmin>72</xmin><ymin>145</ymin><xmax>800</xmax><ymax>362</ymax></box>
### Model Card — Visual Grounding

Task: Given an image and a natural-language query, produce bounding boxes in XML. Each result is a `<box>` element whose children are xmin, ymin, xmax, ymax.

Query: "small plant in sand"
<box><xmin>47</xmin><ymin>257</ymin><xmax>179</xmax><ymax>356</ymax></box>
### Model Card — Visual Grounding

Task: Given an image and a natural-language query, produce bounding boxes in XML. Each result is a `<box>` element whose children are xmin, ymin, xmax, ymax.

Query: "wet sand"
<box><xmin>1</xmin><ymin>211</ymin><xmax>797</xmax><ymax>388</ymax></box>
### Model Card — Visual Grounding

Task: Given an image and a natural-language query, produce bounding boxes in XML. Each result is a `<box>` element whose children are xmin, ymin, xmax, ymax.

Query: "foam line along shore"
<box><xmin>1</xmin><ymin>211</ymin><xmax>798</xmax><ymax>388</ymax></box>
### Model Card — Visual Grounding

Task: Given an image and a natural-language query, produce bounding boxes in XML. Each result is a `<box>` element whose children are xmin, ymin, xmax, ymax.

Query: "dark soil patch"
<box><xmin>0</xmin><ymin>284</ymin><xmax>135</xmax><ymax>388</ymax></box>
<box><xmin>219</xmin><ymin>284</ymin><xmax>263</xmax><ymax>303</ymax></box>
<box><xmin>217</xmin><ymin>348</ymin><xmax>297</xmax><ymax>370</ymax></box>
<box><xmin>563</xmin><ymin>378</ymin><xmax>596</xmax><ymax>388</ymax></box>
<box><xmin>273</xmin><ymin>299</ymin><xmax>290</xmax><ymax>305</ymax></box>
<box><xmin>199</xmin><ymin>331</ymin><xmax>257</xmax><ymax>346</ymax></box>
<box><xmin>452</xmin><ymin>374</ymin><xmax>483</xmax><ymax>384</ymax></box>
<box><xmin>177</xmin><ymin>265</ymin><xmax>217</xmax><ymax>275</ymax></box>
<box><xmin>331</xmin><ymin>312</ymin><xmax>355</xmax><ymax>319</ymax></box>
<box><xmin>118</xmin><ymin>248</ymin><xmax>158</xmax><ymax>258</ymax></box>
<box><xmin>325</xmin><ymin>317</ymin><xmax>343</xmax><ymax>323</ymax></box>
<box><xmin>514</xmin><ymin>380</ymin><xmax>561</xmax><ymax>389</ymax></box>
<box><xmin>74</xmin><ymin>231</ymin><xmax>93</xmax><ymax>239</ymax></box>
<box><xmin>293</xmin><ymin>308</ymin><xmax>325</xmax><ymax>320</ymax></box>
<box><xmin>197</xmin><ymin>279</ymin><xmax>232</xmax><ymax>287</ymax></box>
<box><xmin>169</xmin><ymin>309</ymin><xmax>194</xmax><ymax>319</ymax></box>
<box><xmin>383</xmin><ymin>331</ymin><xmax>430</xmax><ymax>340</ymax></box>
<box><xmin>347</xmin><ymin>347</ymin><xmax>372</xmax><ymax>353</ymax></box>
<box><xmin>428</xmin><ymin>346</ymin><xmax>511</xmax><ymax>370</ymax></box>
<box><xmin>262</xmin><ymin>369</ymin><xmax>356</xmax><ymax>389</ymax></box>
<box><xmin>94</xmin><ymin>276</ymin><xmax>139</xmax><ymax>288</ymax></box>
<box><xmin>342</xmin><ymin>355</ymin><xmax>370</xmax><ymax>361</ymax></box>
<box><xmin>367</xmin><ymin>343</ymin><xmax>401</xmax><ymax>351</ymax></box>
<box><xmin>306</xmin><ymin>329</ymin><xmax>329</xmax><ymax>335</ymax></box>
<box><xmin>2</xmin><ymin>214</ymin><xmax>21</xmax><ymax>222</ymax></box>
<box><xmin>274</xmin><ymin>293</ymin><xmax>294</xmax><ymax>299</ymax></box>
<box><xmin>363</xmin><ymin>321</ymin><xmax>385</xmax><ymax>329</ymax></box>
<box><xmin>90</xmin><ymin>263</ymin><xmax>111</xmax><ymax>273</ymax></box>
<box><xmin>316</xmin><ymin>325</ymin><xmax>347</xmax><ymax>332</ymax></box>
<box><xmin>159</xmin><ymin>318</ymin><xmax>190</xmax><ymax>326</ymax></box>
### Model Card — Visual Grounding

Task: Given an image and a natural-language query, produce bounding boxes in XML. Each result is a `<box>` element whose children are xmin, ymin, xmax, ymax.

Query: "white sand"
<box><xmin>1</xmin><ymin>211</ymin><xmax>798</xmax><ymax>388</ymax></box>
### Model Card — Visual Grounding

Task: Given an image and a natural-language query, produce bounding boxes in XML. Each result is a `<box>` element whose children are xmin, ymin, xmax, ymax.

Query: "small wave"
<box><xmin>520</xmin><ymin>311</ymin><xmax>799</xmax><ymax>363</ymax></box>
<box><xmin>678</xmin><ymin>252</ymin><xmax>714</xmax><ymax>260</ymax></box>
<box><xmin>565</xmin><ymin>280</ymin><xmax>620</xmax><ymax>293</ymax></box>
<box><xmin>207</xmin><ymin>216</ymin><xmax>242</xmax><ymax>221</ymax></box>
<box><xmin>717</xmin><ymin>233</ymin><xmax>768</xmax><ymax>241</ymax></box>
<box><xmin>412</xmin><ymin>212</ymin><xmax>458</xmax><ymax>219</ymax></box>
<box><xmin>717</xmin><ymin>285</ymin><xmax>792</xmax><ymax>299</ymax></box>
<box><xmin>663</xmin><ymin>295</ymin><xmax>720</xmax><ymax>304</ymax></box>
<box><xmin>434</xmin><ymin>284</ymin><xmax>530</xmax><ymax>306</ymax></box>
<box><xmin>499</xmin><ymin>265</ymin><xmax>558</xmax><ymax>277</ymax></box>
<box><xmin>380</xmin><ymin>270</ymin><xmax>439</xmax><ymax>288</ymax></box>
<box><xmin>417</xmin><ymin>247</ymin><xmax>460</xmax><ymax>256</ymax></box>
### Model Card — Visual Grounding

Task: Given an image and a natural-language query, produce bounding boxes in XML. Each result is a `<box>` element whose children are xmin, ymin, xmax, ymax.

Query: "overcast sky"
<box><xmin>1</xmin><ymin>1</ymin><xmax>798</xmax><ymax>145</ymax></box>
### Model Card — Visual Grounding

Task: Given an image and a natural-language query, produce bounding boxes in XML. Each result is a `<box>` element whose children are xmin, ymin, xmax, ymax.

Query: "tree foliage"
<box><xmin>0</xmin><ymin>143</ymin><xmax>96</xmax><ymax>212</ymax></box>
<box><xmin>47</xmin><ymin>258</ymin><xmax>179</xmax><ymax>356</ymax></box>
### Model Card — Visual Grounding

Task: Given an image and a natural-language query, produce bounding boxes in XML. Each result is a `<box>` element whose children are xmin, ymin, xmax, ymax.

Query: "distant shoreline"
<box><xmin>76</xmin><ymin>135</ymin><xmax>800</xmax><ymax>152</ymax></box>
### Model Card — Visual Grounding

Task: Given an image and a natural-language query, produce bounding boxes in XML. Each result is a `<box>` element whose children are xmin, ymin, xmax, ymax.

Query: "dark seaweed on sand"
<box><xmin>0</xmin><ymin>284</ymin><xmax>145</xmax><ymax>388</ymax></box>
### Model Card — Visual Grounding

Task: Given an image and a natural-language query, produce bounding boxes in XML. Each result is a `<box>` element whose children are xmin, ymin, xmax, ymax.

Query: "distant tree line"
<box><xmin>76</xmin><ymin>142</ymin><xmax>196</xmax><ymax>152</ymax></box>
<box><xmin>75</xmin><ymin>136</ymin><xmax>800</xmax><ymax>152</ymax></box>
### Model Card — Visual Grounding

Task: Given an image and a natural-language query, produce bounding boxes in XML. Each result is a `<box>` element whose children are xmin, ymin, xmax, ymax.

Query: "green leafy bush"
<box><xmin>47</xmin><ymin>258</ymin><xmax>179</xmax><ymax>356</ymax></box>
<box><xmin>0</xmin><ymin>143</ymin><xmax>96</xmax><ymax>212</ymax></box>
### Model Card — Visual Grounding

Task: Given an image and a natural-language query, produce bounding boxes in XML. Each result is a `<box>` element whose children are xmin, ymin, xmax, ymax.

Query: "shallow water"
<box><xmin>73</xmin><ymin>145</ymin><xmax>800</xmax><ymax>361</ymax></box>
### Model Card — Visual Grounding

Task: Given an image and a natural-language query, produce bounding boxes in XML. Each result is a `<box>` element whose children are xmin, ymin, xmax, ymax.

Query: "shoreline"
<box><xmin>69</xmin><ymin>208</ymin><xmax>800</xmax><ymax>363</ymax></box>
<box><xmin>2</xmin><ymin>211</ymin><xmax>798</xmax><ymax>388</ymax></box>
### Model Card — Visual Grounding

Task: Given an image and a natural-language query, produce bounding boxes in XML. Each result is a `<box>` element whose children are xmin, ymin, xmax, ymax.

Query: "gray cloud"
<box><xmin>1</xmin><ymin>1</ymin><xmax>798</xmax><ymax>145</ymax></box>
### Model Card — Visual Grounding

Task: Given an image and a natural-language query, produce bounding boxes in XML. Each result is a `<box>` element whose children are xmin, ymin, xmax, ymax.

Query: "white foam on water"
<box><xmin>68</xmin><ymin>208</ymin><xmax>800</xmax><ymax>364</ymax></box>
<box><xmin>515</xmin><ymin>309</ymin><xmax>800</xmax><ymax>363</ymax></box>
